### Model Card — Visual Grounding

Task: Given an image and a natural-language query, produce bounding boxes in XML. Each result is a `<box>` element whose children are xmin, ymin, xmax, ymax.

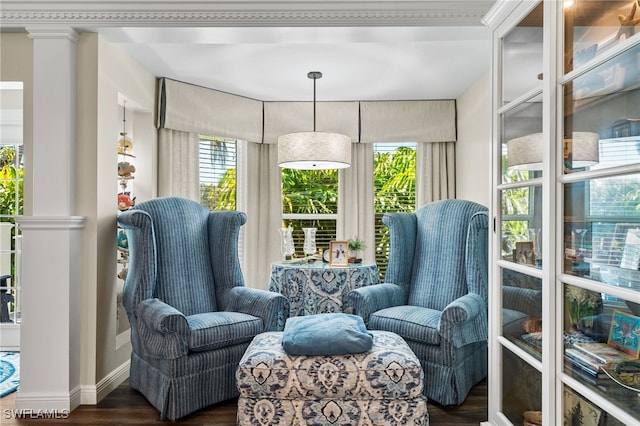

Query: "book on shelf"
<box><xmin>572</xmin><ymin>341</ymin><xmax>637</xmax><ymax>365</ymax></box>
<box><xmin>563</xmin><ymin>357</ymin><xmax>606</xmax><ymax>388</ymax></box>
<box><xmin>565</xmin><ymin>348</ymin><xmax>604</xmax><ymax>376</ymax></box>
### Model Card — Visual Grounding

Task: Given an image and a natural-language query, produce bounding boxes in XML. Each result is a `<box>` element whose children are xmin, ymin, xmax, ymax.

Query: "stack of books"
<box><xmin>564</xmin><ymin>342</ymin><xmax>636</xmax><ymax>385</ymax></box>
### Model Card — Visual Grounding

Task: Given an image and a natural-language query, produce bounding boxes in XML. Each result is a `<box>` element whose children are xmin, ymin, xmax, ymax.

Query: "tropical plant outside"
<box><xmin>0</xmin><ymin>145</ymin><xmax>24</xmax><ymax>300</ymax></box>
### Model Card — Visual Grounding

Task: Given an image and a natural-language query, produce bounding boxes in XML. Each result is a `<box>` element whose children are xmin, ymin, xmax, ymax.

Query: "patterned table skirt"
<box><xmin>269</xmin><ymin>262</ymin><xmax>379</xmax><ymax>318</ymax></box>
<box><xmin>236</xmin><ymin>330</ymin><xmax>428</xmax><ymax>425</ymax></box>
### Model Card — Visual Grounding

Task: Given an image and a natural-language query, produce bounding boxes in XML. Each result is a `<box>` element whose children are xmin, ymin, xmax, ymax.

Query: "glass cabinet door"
<box><xmin>495</xmin><ymin>2</ymin><xmax>544</xmax><ymax>424</ymax></box>
<box><xmin>560</xmin><ymin>2</ymin><xmax>640</xmax><ymax>425</ymax></box>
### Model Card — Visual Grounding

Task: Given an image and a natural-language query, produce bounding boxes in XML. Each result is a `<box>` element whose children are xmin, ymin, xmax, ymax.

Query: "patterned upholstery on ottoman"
<box><xmin>236</xmin><ymin>330</ymin><xmax>428</xmax><ymax>425</ymax></box>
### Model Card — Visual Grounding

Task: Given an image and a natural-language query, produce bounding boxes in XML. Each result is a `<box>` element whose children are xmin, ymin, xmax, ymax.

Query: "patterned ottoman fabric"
<box><xmin>236</xmin><ymin>330</ymin><xmax>428</xmax><ymax>425</ymax></box>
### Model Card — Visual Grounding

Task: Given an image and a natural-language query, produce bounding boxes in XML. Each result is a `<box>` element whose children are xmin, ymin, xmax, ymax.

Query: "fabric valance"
<box><xmin>157</xmin><ymin>78</ymin><xmax>263</xmax><ymax>143</ymax></box>
<box><xmin>263</xmin><ymin>101</ymin><xmax>360</xmax><ymax>144</ymax></box>
<box><xmin>359</xmin><ymin>100</ymin><xmax>456</xmax><ymax>143</ymax></box>
<box><xmin>157</xmin><ymin>78</ymin><xmax>457</xmax><ymax>144</ymax></box>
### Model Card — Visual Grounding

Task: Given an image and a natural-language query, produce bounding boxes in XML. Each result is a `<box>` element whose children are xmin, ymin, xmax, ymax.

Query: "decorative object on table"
<box><xmin>607</xmin><ymin>310</ymin><xmax>640</xmax><ymax>357</ymax></box>
<box><xmin>329</xmin><ymin>240</ymin><xmax>349</xmax><ymax>266</ymax></box>
<box><xmin>277</xmin><ymin>71</ymin><xmax>351</xmax><ymax>170</ymax></box>
<box><xmin>563</xmin><ymin>387</ymin><xmax>602</xmax><ymax>426</ymax></box>
<box><xmin>514</xmin><ymin>241</ymin><xmax>535</xmax><ymax>265</ymax></box>
<box><xmin>322</xmin><ymin>248</ymin><xmax>330</xmax><ymax>263</ymax></box>
<box><xmin>302</xmin><ymin>227</ymin><xmax>317</xmax><ymax>258</ymax></box>
<box><xmin>347</xmin><ymin>236</ymin><xmax>365</xmax><ymax>263</ymax></box>
<box><xmin>0</xmin><ymin>351</ymin><xmax>19</xmax><ymax>398</ymax></box>
<box><xmin>565</xmin><ymin>286</ymin><xmax>601</xmax><ymax>333</ymax></box>
<box><xmin>279</xmin><ymin>226</ymin><xmax>295</xmax><ymax>260</ymax></box>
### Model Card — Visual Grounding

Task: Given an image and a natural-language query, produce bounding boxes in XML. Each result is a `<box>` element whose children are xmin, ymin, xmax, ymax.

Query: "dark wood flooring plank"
<box><xmin>1</xmin><ymin>379</ymin><xmax>487</xmax><ymax>425</ymax></box>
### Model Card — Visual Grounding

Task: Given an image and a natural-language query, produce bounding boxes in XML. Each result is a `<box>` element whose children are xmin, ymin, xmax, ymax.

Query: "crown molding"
<box><xmin>0</xmin><ymin>1</ymin><xmax>494</xmax><ymax>28</ymax></box>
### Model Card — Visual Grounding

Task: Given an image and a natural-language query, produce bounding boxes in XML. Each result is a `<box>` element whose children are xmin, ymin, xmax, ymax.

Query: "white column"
<box><xmin>15</xmin><ymin>27</ymin><xmax>86</xmax><ymax>414</ymax></box>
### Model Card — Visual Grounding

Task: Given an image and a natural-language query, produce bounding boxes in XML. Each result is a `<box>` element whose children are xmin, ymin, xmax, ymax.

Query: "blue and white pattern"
<box><xmin>0</xmin><ymin>352</ymin><xmax>19</xmax><ymax>398</ymax></box>
<box><xmin>270</xmin><ymin>263</ymin><xmax>379</xmax><ymax>317</ymax></box>
<box><xmin>237</xmin><ymin>331</ymin><xmax>428</xmax><ymax>425</ymax></box>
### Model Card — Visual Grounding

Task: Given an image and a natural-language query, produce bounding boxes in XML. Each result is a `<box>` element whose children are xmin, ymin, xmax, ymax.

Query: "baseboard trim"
<box><xmin>15</xmin><ymin>389</ymin><xmax>80</xmax><ymax>412</ymax></box>
<box><xmin>80</xmin><ymin>359</ymin><xmax>130</xmax><ymax>405</ymax></box>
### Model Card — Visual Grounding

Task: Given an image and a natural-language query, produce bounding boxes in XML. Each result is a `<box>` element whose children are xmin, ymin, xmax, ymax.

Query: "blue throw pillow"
<box><xmin>282</xmin><ymin>313</ymin><xmax>373</xmax><ymax>356</ymax></box>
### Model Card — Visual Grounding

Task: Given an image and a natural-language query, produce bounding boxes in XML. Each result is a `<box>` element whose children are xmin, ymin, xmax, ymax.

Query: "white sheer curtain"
<box><xmin>416</xmin><ymin>141</ymin><xmax>456</xmax><ymax>206</ymax></box>
<box><xmin>157</xmin><ymin>128</ymin><xmax>200</xmax><ymax>200</ymax></box>
<box><xmin>242</xmin><ymin>142</ymin><xmax>282</xmax><ymax>290</ymax></box>
<box><xmin>338</xmin><ymin>143</ymin><xmax>375</xmax><ymax>263</ymax></box>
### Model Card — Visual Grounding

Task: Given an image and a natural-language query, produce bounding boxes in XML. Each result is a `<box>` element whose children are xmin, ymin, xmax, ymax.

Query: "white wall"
<box><xmin>76</xmin><ymin>33</ymin><xmax>156</xmax><ymax>403</ymax></box>
<box><xmin>456</xmin><ymin>70</ymin><xmax>491</xmax><ymax>208</ymax></box>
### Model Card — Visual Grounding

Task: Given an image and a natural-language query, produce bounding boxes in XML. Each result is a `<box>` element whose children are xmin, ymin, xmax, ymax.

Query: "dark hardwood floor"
<box><xmin>1</xmin><ymin>379</ymin><xmax>487</xmax><ymax>425</ymax></box>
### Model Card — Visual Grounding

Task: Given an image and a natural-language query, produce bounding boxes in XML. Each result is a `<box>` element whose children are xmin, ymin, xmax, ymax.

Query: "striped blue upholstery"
<box><xmin>118</xmin><ymin>196</ymin><xmax>288</xmax><ymax>420</ymax></box>
<box><xmin>349</xmin><ymin>199</ymin><xmax>489</xmax><ymax>406</ymax></box>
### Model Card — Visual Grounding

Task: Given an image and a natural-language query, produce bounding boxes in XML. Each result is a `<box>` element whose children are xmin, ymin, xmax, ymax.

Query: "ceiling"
<box><xmin>97</xmin><ymin>24</ymin><xmax>493</xmax><ymax>102</ymax></box>
<box><xmin>2</xmin><ymin>0</ymin><xmax>498</xmax><ymax>102</ymax></box>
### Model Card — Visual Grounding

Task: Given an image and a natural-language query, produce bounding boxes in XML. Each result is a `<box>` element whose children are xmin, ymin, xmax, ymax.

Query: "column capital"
<box><xmin>26</xmin><ymin>26</ymin><xmax>78</xmax><ymax>42</ymax></box>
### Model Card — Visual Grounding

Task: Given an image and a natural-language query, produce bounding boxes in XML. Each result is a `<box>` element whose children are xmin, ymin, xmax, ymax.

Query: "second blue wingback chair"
<box><xmin>349</xmin><ymin>199</ymin><xmax>489</xmax><ymax>406</ymax></box>
<box><xmin>118</xmin><ymin>196</ymin><xmax>288</xmax><ymax>420</ymax></box>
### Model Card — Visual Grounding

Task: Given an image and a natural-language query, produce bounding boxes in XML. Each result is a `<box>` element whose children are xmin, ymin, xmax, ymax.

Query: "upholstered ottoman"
<box><xmin>236</xmin><ymin>330</ymin><xmax>428</xmax><ymax>425</ymax></box>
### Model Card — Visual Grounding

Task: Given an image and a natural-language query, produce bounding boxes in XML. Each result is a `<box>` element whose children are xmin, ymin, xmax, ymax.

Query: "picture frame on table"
<box><xmin>329</xmin><ymin>240</ymin><xmax>349</xmax><ymax>266</ymax></box>
<box><xmin>514</xmin><ymin>241</ymin><xmax>535</xmax><ymax>265</ymax></box>
<box><xmin>607</xmin><ymin>309</ymin><xmax>640</xmax><ymax>358</ymax></box>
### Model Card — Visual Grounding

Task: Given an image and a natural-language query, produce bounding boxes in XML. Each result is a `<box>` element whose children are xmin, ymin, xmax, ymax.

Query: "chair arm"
<box><xmin>440</xmin><ymin>293</ymin><xmax>488</xmax><ymax>348</ymax></box>
<box><xmin>223</xmin><ymin>287</ymin><xmax>289</xmax><ymax>331</ymax></box>
<box><xmin>348</xmin><ymin>283</ymin><xmax>408</xmax><ymax>326</ymax></box>
<box><xmin>136</xmin><ymin>298</ymin><xmax>190</xmax><ymax>359</ymax></box>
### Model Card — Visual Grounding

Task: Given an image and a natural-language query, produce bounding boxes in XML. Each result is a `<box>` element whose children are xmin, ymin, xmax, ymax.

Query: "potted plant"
<box><xmin>348</xmin><ymin>237</ymin><xmax>365</xmax><ymax>263</ymax></box>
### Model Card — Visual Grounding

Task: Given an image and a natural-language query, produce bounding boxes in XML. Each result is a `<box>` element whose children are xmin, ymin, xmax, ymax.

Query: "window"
<box><xmin>374</xmin><ymin>143</ymin><xmax>416</xmax><ymax>278</ymax></box>
<box><xmin>281</xmin><ymin>169</ymin><xmax>338</xmax><ymax>258</ymax></box>
<box><xmin>199</xmin><ymin>136</ymin><xmax>237</xmax><ymax>211</ymax></box>
<box><xmin>0</xmin><ymin>81</ymin><xmax>24</xmax><ymax>326</ymax></box>
<box><xmin>0</xmin><ymin>143</ymin><xmax>23</xmax><ymax>325</ymax></box>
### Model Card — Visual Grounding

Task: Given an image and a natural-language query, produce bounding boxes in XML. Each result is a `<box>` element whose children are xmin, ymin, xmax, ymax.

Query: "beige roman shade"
<box><xmin>360</xmin><ymin>100</ymin><xmax>456</xmax><ymax>143</ymax></box>
<box><xmin>157</xmin><ymin>78</ymin><xmax>263</xmax><ymax>142</ymax></box>
<box><xmin>263</xmin><ymin>101</ymin><xmax>360</xmax><ymax>144</ymax></box>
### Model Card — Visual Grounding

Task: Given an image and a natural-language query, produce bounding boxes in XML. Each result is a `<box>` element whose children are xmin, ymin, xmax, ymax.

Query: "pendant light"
<box><xmin>278</xmin><ymin>71</ymin><xmax>351</xmax><ymax>169</ymax></box>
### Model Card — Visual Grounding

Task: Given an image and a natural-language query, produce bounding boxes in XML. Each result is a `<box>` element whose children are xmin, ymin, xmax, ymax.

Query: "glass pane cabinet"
<box><xmin>487</xmin><ymin>1</ymin><xmax>640</xmax><ymax>425</ymax></box>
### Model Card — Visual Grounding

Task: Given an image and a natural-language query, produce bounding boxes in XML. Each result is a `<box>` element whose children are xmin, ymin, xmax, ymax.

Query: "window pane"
<box><xmin>282</xmin><ymin>169</ymin><xmax>338</xmax><ymax>215</ymax></box>
<box><xmin>564</xmin><ymin>1</ymin><xmax>637</xmax><ymax>74</ymax></box>
<box><xmin>281</xmin><ymin>169</ymin><xmax>338</xmax><ymax>258</ymax></box>
<box><xmin>501</xmin><ymin>2</ymin><xmax>543</xmax><ymax>104</ymax></box>
<box><xmin>199</xmin><ymin>137</ymin><xmax>236</xmax><ymax>211</ymax></box>
<box><xmin>374</xmin><ymin>143</ymin><xmax>416</xmax><ymax>278</ymax></box>
<box><xmin>0</xmin><ymin>144</ymin><xmax>24</xmax><ymax>325</ymax></box>
<box><xmin>563</xmin><ymin>43</ymin><xmax>640</xmax><ymax>175</ymax></box>
<box><xmin>501</xmin><ymin>93</ymin><xmax>543</xmax><ymax>183</ymax></box>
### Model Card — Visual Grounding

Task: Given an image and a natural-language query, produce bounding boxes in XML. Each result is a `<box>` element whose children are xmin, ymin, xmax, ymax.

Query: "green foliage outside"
<box><xmin>0</xmin><ymin>146</ymin><xmax>24</xmax><ymax>218</ymax></box>
<box><xmin>501</xmin><ymin>155</ymin><xmax>533</xmax><ymax>256</ymax></box>
<box><xmin>0</xmin><ymin>145</ymin><xmax>24</xmax><ymax>290</ymax></box>
<box><xmin>199</xmin><ymin>144</ymin><xmax>418</xmax><ymax>276</ymax></box>
<box><xmin>373</xmin><ymin>147</ymin><xmax>416</xmax><ymax>277</ymax></box>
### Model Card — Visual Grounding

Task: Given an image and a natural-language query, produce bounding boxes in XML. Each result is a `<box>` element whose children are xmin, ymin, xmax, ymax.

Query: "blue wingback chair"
<box><xmin>349</xmin><ymin>199</ymin><xmax>489</xmax><ymax>406</ymax></box>
<box><xmin>118</xmin><ymin>196</ymin><xmax>288</xmax><ymax>420</ymax></box>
